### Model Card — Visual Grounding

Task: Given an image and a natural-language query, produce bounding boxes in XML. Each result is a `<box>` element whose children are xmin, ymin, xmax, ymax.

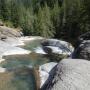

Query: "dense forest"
<box><xmin>0</xmin><ymin>0</ymin><xmax>90</xmax><ymax>45</ymax></box>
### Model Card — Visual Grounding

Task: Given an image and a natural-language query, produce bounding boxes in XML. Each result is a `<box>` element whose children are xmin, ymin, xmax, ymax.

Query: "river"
<box><xmin>0</xmin><ymin>39</ymin><xmax>50</xmax><ymax>90</ymax></box>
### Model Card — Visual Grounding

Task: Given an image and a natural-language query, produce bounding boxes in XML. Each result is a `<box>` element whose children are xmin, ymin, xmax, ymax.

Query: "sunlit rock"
<box><xmin>41</xmin><ymin>39</ymin><xmax>74</xmax><ymax>55</ymax></box>
<box><xmin>41</xmin><ymin>59</ymin><xmax>90</xmax><ymax>90</ymax></box>
<box><xmin>39</xmin><ymin>62</ymin><xmax>57</xmax><ymax>87</ymax></box>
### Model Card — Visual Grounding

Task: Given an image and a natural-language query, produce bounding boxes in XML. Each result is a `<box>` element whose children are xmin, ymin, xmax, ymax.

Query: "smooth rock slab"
<box><xmin>41</xmin><ymin>39</ymin><xmax>74</xmax><ymax>56</ymax></box>
<box><xmin>39</xmin><ymin>62</ymin><xmax>57</xmax><ymax>87</ymax></box>
<box><xmin>41</xmin><ymin>59</ymin><xmax>90</xmax><ymax>90</ymax></box>
<box><xmin>0</xmin><ymin>39</ymin><xmax>31</xmax><ymax>57</ymax></box>
<box><xmin>3</xmin><ymin>47</ymin><xmax>31</xmax><ymax>56</ymax></box>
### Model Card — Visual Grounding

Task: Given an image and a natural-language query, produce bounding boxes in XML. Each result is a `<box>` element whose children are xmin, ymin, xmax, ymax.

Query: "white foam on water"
<box><xmin>34</xmin><ymin>47</ymin><xmax>46</xmax><ymax>54</ymax></box>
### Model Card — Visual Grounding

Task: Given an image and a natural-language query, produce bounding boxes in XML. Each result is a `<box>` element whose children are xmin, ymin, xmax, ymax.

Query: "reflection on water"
<box><xmin>1</xmin><ymin>53</ymin><xmax>49</xmax><ymax>70</ymax></box>
<box><xmin>0</xmin><ymin>67</ymin><xmax>36</xmax><ymax>90</ymax></box>
<box><xmin>0</xmin><ymin>39</ymin><xmax>50</xmax><ymax>90</ymax></box>
<box><xmin>22</xmin><ymin>40</ymin><xmax>43</xmax><ymax>51</ymax></box>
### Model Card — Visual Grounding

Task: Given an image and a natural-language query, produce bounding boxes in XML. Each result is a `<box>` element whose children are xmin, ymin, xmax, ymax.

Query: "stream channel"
<box><xmin>0</xmin><ymin>39</ymin><xmax>50</xmax><ymax>90</ymax></box>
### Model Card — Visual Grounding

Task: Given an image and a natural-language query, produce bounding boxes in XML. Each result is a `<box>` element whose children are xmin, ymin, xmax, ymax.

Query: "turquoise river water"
<box><xmin>0</xmin><ymin>40</ymin><xmax>50</xmax><ymax>90</ymax></box>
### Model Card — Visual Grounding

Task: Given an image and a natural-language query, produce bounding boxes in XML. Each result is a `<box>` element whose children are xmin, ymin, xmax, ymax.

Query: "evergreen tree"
<box><xmin>79</xmin><ymin>0</ymin><xmax>90</xmax><ymax>33</ymax></box>
<box><xmin>51</xmin><ymin>1</ymin><xmax>61</xmax><ymax>38</ymax></box>
<box><xmin>10</xmin><ymin>0</ymin><xmax>20</xmax><ymax>27</ymax></box>
<box><xmin>20</xmin><ymin>7</ymin><xmax>35</xmax><ymax>36</ymax></box>
<box><xmin>35</xmin><ymin>4</ymin><xmax>55</xmax><ymax>38</ymax></box>
<box><xmin>0</xmin><ymin>0</ymin><xmax>89</xmax><ymax>43</ymax></box>
<box><xmin>0</xmin><ymin>0</ymin><xmax>10</xmax><ymax>20</ymax></box>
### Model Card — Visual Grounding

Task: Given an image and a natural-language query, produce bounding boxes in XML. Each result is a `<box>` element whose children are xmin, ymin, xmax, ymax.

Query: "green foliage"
<box><xmin>10</xmin><ymin>0</ymin><xmax>20</xmax><ymax>27</ymax></box>
<box><xmin>0</xmin><ymin>0</ymin><xmax>10</xmax><ymax>20</ymax></box>
<box><xmin>60</xmin><ymin>0</ymin><xmax>81</xmax><ymax>39</ymax></box>
<box><xmin>79</xmin><ymin>0</ymin><xmax>90</xmax><ymax>33</ymax></box>
<box><xmin>35</xmin><ymin>4</ymin><xmax>55</xmax><ymax>38</ymax></box>
<box><xmin>4</xmin><ymin>21</ymin><xmax>14</xmax><ymax>27</ymax></box>
<box><xmin>0</xmin><ymin>0</ymin><xmax>90</xmax><ymax>44</ymax></box>
<box><xmin>51</xmin><ymin>1</ymin><xmax>61</xmax><ymax>38</ymax></box>
<box><xmin>20</xmin><ymin>8</ymin><xmax>35</xmax><ymax>36</ymax></box>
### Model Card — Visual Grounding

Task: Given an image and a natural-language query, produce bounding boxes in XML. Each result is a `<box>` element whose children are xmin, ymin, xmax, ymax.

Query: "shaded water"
<box><xmin>0</xmin><ymin>40</ymin><xmax>50</xmax><ymax>90</ymax></box>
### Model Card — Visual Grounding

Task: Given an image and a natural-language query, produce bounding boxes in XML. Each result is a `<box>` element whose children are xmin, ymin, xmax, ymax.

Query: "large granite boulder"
<box><xmin>41</xmin><ymin>59</ymin><xmax>90</xmax><ymax>90</ymax></box>
<box><xmin>41</xmin><ymin>39</ymin><xmax>74</xmax><ymax>56</ymax></box>
<box><xmin>72</xmin><ymin>32</ymin><xmax>90</xmax><ymax>60</ymax></box>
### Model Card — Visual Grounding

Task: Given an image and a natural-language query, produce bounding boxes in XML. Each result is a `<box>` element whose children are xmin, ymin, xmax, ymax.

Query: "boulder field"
<box><xmin>40</xmin><ymin>32</ymin><xmax>90</xmax><ymax>90</ymax></box>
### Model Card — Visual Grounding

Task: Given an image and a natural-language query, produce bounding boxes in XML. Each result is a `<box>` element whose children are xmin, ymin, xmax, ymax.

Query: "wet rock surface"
<box><xmin>41</xmin><ymin>39</ymin><xmax>74</xmax><ymax>55</ymax></box>
<box><xmin>41</xmin><ymin>39</ymin><xmax>74</xmax><ymax>61</ymax></box>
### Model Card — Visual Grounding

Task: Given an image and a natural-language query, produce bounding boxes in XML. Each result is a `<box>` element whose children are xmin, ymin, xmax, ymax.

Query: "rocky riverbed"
<box><xmin>0</xmin><ymin>25</ymin><xmax>44</xmax><ymax>72</ymax></box>
<box><xmin>1</xmin><ymin>25</ymin><xmax>90</xmax><ymax>90</ymax></box>
<box><xmin>0</xmin><ymin>25</ymin><xmax>75</xmax><ymax>90</ymax></box>
<box><xmin>0</xmin><ymin>25</ymin><xmax>46</xmax><ymax>90</ymax></box>
<box><xmin>40</xmin><ymin>32</ymin><xmax>90</xmax><ymax>90</ymax></box>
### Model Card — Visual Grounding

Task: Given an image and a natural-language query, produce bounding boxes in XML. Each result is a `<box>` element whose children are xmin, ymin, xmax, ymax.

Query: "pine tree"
<box><xmin>51</xmin><ymin>1</ymin><xmax>61</xmax><ymax>38</ymax></box>
<box><xmin>0</xmin><ymin>0</ymin><xmax>10</xmax><ymax>20</ymax></box>
<box><xmin>35</xmin><ymin>4</ymin><xmax>55</xmax><ymax>38</ymax></box>
<box><xmin>10</xmin><ymin>0</ymin><xmax>20</xmax><ymax>27</ymax></box>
